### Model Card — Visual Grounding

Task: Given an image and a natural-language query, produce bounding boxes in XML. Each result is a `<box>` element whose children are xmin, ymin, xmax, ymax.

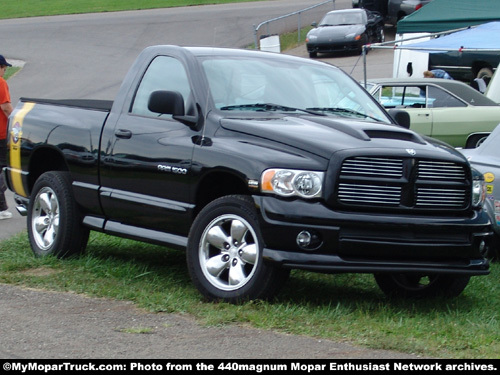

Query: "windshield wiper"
<box><xmin>220</xmin><ymin>103</ymin><xmax>325</xmax><ymax>116</ymax></box>
<box><xmin>306</xmin><ymin>107</ymin><xmax>380</xmax><ymax>122</ymax></box>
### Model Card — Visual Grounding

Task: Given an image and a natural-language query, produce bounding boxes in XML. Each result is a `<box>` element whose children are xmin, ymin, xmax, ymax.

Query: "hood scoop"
<box><xmin>364</xmin><ymin>129</ymin><xmax>426</xmax><ymax>144</ymax></box>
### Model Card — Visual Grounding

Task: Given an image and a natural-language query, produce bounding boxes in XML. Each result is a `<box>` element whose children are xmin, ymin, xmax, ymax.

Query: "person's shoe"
<box><xmin>0</xmin><ymin>210</ymin><xmax>13</xmax><ymax>220</ymax></box>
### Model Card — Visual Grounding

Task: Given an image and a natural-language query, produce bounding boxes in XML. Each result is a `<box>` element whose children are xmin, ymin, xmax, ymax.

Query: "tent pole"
<box><xmin>363</xmin><ymin>45</ymin><xmax>367</xmax><ymax>88</ymax></box>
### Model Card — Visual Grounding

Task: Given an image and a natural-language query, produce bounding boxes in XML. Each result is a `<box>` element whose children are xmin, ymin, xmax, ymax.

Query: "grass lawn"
<box><xmin>0</xmin><ymin>0</ymin><xmax>264</xmax><ymax>19</ymax></box>
<box><xmin>0</xmin><ymin>231</ymin><xmax>498</xmax><ymax>359</ymax></box>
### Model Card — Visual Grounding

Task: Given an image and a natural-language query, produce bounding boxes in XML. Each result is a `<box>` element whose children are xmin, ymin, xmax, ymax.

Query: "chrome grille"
<box><xmin>340</xmin><ymin>157</ymin><xmax>403</xmax><ymax>178</ymax></box>
<box><xmin>337</xmin><ymin>157</ymin><xmax>469</xmax><ymax>210</ymax></box>
<box><xmin>418</xmin><ymin>161</ymin><xmax>466</xmax><ymax>180</ymax></box>
<box><xmin>339</xmin><ymin>184</ymin><xmax>401</xmax><ymax>206</ymax></box>
<box><xmin>416</xmin><ymin>188</ymin><xmax>467</xmax><ymax>208</ymax></box>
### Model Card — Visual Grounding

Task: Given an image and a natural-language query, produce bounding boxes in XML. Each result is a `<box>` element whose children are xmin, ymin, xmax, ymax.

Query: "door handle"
<box><xmin>115</xmin><ymin>129</ymin><xmax>132</xmax><ymax>139</ymax></box>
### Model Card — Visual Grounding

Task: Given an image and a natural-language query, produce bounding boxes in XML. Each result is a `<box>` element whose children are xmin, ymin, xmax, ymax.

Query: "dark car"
<box><xmin>306</xmin><ymin>8</ymin><xmax>384</xmax><ymax>58</ymax></box>
<box><xmin>429</xmin><ymin>51</ymin><xmax>499</xmax><ymax>83</ymax></box>
<box><xmin>386</xmin><ymin>0</ymin><xmax>433</xmax><ymax>25</ymax></box>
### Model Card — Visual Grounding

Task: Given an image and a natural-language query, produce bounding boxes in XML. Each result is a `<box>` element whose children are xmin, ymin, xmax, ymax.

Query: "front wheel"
<box><xmin>28</xmin><ymin>171</ymin><xmax>89</xmax><ymax>258</ymax></box>
<box><xmin>374</xmin><ymin>273</ymin><xmax>470</xmax><ymax>299</ymax></box>
<box><xmin>187</xmin><ymin>195</ymin><xmax>289</xmax><ymax>302</ymax></box>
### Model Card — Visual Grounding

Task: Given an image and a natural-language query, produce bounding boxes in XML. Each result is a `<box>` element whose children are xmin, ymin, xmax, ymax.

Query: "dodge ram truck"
<box><xmin>4</xmin><ymin>45</ymin><xmax>491</xmax><ymax>302</ymax></box>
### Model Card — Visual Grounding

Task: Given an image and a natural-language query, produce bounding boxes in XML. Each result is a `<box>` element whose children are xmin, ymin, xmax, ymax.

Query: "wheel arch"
<box><xmin>194</xmin><ymin>169</ymin><xmax>251</xmax><ymax>218</ymax></box>
<box><xmin>28</xmin><ymin>146</ymin><xmax>69</xmax><ymax>194</ymax></box>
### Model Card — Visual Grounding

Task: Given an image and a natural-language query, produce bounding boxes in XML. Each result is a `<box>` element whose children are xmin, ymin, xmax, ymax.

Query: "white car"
<box><xmin>461</xmin><ymin>124</ymin><xmax>500</xmax><ymax>260</ymax></box>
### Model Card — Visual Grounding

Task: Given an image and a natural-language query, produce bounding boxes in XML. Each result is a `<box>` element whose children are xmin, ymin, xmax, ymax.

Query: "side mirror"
<box><xmin>148</xmin><ymin>90</ymin><xmax>184</xmax><ymax>116</ymax></box>
<box><xmin>148</xmin><ymin>90</ymin><xmax>201</xmax><ymax>128</ymax></box>
<box><xmin>388</xmin><ymin>109</ymin><xmax>411</xmax><ymax>129</ymax></box>
<box><xmin>311</xmin><ymin>22</ymin><xmax>318</xmax><ymax>28</ymax></box>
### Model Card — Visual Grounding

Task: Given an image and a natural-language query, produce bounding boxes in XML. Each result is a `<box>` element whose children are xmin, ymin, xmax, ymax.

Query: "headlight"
<box><xmin>261</xmin><ymin>169</ymin><xmax>324</xmax><ymax>198</ymax></box>
<box><xmin>472</xmin><ymin>172</ymin><xmax>486</xmax><ymax>208</ymax></box>
<box><xmin>307</xmin><ymin>35</ymin><xmax>318</xmax><ymax>41</ymax></box>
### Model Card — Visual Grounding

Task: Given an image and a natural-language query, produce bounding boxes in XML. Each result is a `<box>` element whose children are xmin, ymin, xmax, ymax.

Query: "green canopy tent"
<box><xmin>397</xmin><ymin>0</ymin><xmax>500</xmax><ymax>34</ymax></box>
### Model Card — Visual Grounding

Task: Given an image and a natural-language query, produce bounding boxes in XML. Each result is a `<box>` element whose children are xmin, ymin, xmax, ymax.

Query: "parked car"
<box><xmin>306</xmin><ymin>8</ymin><xmax>384</xmax><ymax>58</ymax></box>
<box><xmin>386</xmin><ymin>0</ymin><xmax>433</xmax><ymax>25</ymax></box>
<box><xmin>366</xmin><ymin>77</ymin><xmax>500</xmax><ymax>148</ymax></box>
<box><xmin>429</xmin><ymin>51</ymin><xmax>499</xmax><ymax>83</ymax></box>
<box><xmin>352</xmin><ymin>0</ymin><xmax>388</xmax><ymax>16</ymax></box>
<box><xmin>461</xmin><ymin>124</ymin><xmax>500</xmax><ymax>260</ymax></box>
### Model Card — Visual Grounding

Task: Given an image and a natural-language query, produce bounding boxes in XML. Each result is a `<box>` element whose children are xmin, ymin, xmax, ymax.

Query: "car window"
<box><xmin>131</xmin><ymin>56</ymin><xmax>192</xmax><ymax>118</ymax></box>
<box><xmin>321</xmin><ymin>11</ymin><xmax>364</xmax><ymax>25</ymax></box>
<box><xmin>373</xmin><ymin>85</ymin><xmax>427</xmax><ymax>108</ymax></box>
<box><xmin>427</xmin><ymin>86</ymin><xmax>466</xmax><ymax>108</ymax></box>
<box><xmin>201</xmin><ymin>56</ymin><xmax>391</xmax><ymax>123</ymax></box>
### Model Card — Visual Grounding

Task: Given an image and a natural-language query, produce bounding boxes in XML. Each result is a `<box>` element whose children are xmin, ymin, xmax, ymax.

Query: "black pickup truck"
<box><xmin>4</xmin><ymin>46</ymin><xmax>491</xmax><ymax>302</ymax></box>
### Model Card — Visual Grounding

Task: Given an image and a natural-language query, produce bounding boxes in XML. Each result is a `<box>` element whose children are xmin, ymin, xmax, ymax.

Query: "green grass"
<box><xmin>4</xmin><ymin>66</ymin><xmax>21</xmax><ymax>80</ymax></box>
<box><xmin>1</xmin><ymin>231</ymin><xmax>498</xmax><ymax>358</ymax></box>
<box><xmin>0</xmin><ymin>0</ymin><xmax>263</xmax><ymax>19</ymax></box>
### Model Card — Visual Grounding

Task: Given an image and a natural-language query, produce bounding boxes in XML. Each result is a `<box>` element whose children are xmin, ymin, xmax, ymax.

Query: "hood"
<box><xmin>220</xmin><ymin>115</ymin><xmax>462</xmax><ymax>160</ymax></box>
<box><xmin>308</xmin><ymin>25</ymin><xmax>365</xmax><ymax>41</ymax></box>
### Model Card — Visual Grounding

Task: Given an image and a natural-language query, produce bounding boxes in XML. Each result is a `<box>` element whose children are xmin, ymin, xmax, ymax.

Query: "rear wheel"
<box><xmin>476</xmin><ymin>67</ymin><xmax>494</xmax><ymax>81</ymax></box>
<box><xmin>187</xmin><ymin>195</ymin><xmax>289</xmax><ymax>302</ymax></box>
<box><xmin>28</xmin><ymin>171</ymin><xmax>89</xmax><ymax>258</ymax></box>
<box><xmin>466</xmin><ymin>134</ymin><xmax>489</xmax><ymax>148</ymax></box>
<box><xmin>374</xmin><ymin>273</ymin><xmax>470</xmax><ymax>299</ymax></box>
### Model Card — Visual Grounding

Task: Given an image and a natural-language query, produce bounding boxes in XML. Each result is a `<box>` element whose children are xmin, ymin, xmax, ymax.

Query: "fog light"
<box><xmin>296</xmin><ymin>230</ymin><xmax>322</xmax><ymax>251</ymax></box>
<box><xmin>479</xmin><ymin>240</ymin><xmax>486</xmax><ymax>256</ymax></box>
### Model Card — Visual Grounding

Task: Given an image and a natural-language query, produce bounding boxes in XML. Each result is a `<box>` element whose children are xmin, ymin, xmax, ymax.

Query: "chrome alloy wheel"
<box><xmin>31</xmin><ymin>186</ymin><xmax>60</xmax><ymax>251</ymax></box>
<box><xmin>199</xmin><ymin>214</ymin><xmax>259</xmax><ymax>291</ymax></box>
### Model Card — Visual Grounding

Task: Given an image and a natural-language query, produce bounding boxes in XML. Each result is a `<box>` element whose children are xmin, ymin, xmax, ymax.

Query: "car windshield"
<box><xmin>320</xmin><ymin>12</ymin><xmax>364</xmax><ymax>26</ymax></box>
<box><xmin>200</xmin><ymin>54</ymin><xmax>390</xmax><ymax>124</ymax></box>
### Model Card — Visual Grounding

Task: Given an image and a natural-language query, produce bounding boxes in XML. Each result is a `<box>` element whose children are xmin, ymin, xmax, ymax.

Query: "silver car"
<box><xmin>461</xmin><ymin>124</ymin><xmax>500</xmax><ymax>260</ymax></box>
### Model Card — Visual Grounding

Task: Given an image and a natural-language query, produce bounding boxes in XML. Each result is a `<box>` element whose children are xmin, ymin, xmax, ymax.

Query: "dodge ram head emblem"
<box><xmin>406</xmin><ymin>148</ymin><xmax>416</xmax><ymax>156</ymax></box>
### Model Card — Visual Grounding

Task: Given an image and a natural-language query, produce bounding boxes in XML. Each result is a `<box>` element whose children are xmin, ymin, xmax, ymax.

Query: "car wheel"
<box><xmin>309</xmin><ymin>51</ymin><xmax>317</xmax><ymax>58</ymax></box>
<box><xmin>466</xmin><ymin>134</ymin><xmax>489</xmax><ymax>148</ymax></box>
<box><xmin>486</xmin><ymin>233</ymin><xmax>500</xmax><ymax>261</ymax></box>
<box><xmin>377</xmin><ymin>26</ymin><xmax>385</xmax><ymax>43</ymax></box>
<box><xmin>477</xmin><ymin>67</ymin><xmax>494</xmax><ymax>81</ymax></box>
<box><xmin>187</xmin><ymin>195</ymin><xmax>289</xmax><ymax>302</ymax></box>
<box><xmin>28</xmin><ymin>171</ymin><xmax>89</xmax><ymax>258</ymax></box>
<box><xmin>374</xmin><ymin>273</ymin><xmax>470</xmax><ymax>299</ymax></box>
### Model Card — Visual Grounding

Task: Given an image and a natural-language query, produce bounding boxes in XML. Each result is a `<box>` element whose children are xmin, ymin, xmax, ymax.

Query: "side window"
<box><xmin>131</xmin><ymin>56</ymin><xmax>192</xmax><ymax>118</ymax></box>
<box><xmin>427</xmin><ymin>86</ymin><xmax>466</xmax><ymax>108</ymax></box>
<box><xmin>378</xmin><ymin>86</ymin><xmax>426</xmax><ymax>108</ymax></box>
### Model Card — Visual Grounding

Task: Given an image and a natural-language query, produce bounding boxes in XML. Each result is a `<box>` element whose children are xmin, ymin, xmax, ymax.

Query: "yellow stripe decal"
<box><xmin>9</xmin><ymin>102</ymin><xmax>36</xmax><ymax>197</ymax></box>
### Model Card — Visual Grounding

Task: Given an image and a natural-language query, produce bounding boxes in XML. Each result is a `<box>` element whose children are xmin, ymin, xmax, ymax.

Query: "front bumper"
<box><xmin>253</xmin><ymin>196</ymin><xmax>491</xmax><ymax>275</ymax></box>
<box><xmin>307</xmin><ymin>40</ymin><xmax>363</xmax><ymax>54</ymax></box>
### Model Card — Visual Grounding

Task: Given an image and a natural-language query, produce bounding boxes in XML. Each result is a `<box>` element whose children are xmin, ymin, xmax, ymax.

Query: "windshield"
<box><xmin>320</xmin><ymin>11</ymin><xmax>365</xmax><ymax>26</ymax></box>
<box><xmin>201</xmin><ymin>55</ymin><xmax>390</xmax><ymax>124</ymax></box>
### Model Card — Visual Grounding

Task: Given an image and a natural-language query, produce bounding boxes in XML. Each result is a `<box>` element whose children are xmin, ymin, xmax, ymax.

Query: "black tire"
<box><xmin>187</xmin><ymin>195</ymin><xmax>289</xmax><ymax>302</ymax></box>
<box><xmin>376</xmin><ymin>26</ymin><xmax>385</xmax><ymax>43</ymax></box>
<box><xmin>466</xmin><ymin>134</ymin><xmax>489</xmax><ymax>148</ymax></box>
<box><xmin>309</xmin><ymin>51</ymin><xmax>317</xmax><ymax>58</ymax></box>
<box><xmin>28</xmin><ymin>171</ymin><xmax>89</xmax><ymax>258</ymax></box>
<box><xmin>374</xmin><ymin>273</ymin><xmax>470</xmax><ymax>299</ymax></box>
<box><xmin>486</xmin><ymin>234</ymin><xmax>500</xmax><ymax>262</ymax></box>
<box><xmin>477</xmin><ymin>67</ymin><xmax>494</xmax><ymax>81</ymax></box>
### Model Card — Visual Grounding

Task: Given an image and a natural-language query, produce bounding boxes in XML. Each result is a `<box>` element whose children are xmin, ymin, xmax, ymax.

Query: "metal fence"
<box><xmin>253</xmin><ymin>0</ymin><xmax>336</xmax><ymax>51</ymax></box>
